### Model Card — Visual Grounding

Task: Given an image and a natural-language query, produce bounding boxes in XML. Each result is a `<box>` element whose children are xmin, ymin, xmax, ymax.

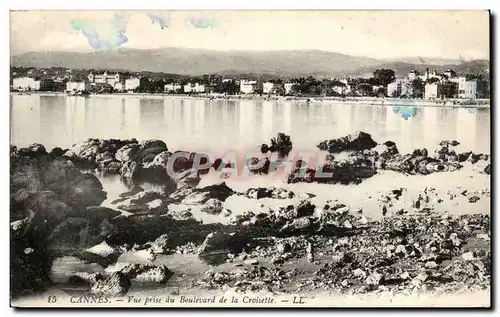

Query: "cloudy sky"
<box><xmin>10</xmin><ymin>10</ymin><xmax>490</xmax><ymax>59</ymax></box>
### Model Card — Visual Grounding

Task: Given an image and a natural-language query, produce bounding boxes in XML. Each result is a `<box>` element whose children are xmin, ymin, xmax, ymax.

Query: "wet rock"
<box><xmin>172</xmin><ymin>168</ymin><xmax>200</xmax><ymax>189</ymax></box>
<box><xmin>115</xmin><ymin>144</ymin><xmax>140</xmax><ymax>162</ymax></box>
<box><xmin>261</xmin><ymin>133</ymin><xmax>293</xmax><ymax>157</ymax></box>
<box><xmin>134</xmin><ymin>265</ymin><xmax>174</xmax><ymax>284</ymax></box>
<box><xmin>280</xmin><ymin>217</ymin><xmax>314</xmax><ymax>234</ymax></box>
<box><xmin>439</xmin><ymin>140</ymin><xmax>460</xmax><ymax>147</ymax></box>
<box><xmin>198</xmin><ymin>232</ymin><xmax>247</xmax><ymax>256</ymax></box>
<box><xmin>91</xmin><ymin>272</ymin><xmax>131</xmax><ymax>295</ymax></box>
<box><xmin>85</xmin><ymin>241</ymin><xmax>121</xmax><ymax>257</ymax></box>
<box><xmin>366</xmin><ymin>272</ymin><xmax>384</xmax><ymax>286</ymax></box>
<box><xmin>174</xmin><ymin>182</ymin><xmax>236</xmax><ymax>205</ymax></box>
<box><xmin>458</xmin><ymin>151</ymin><xmax>472</xmax><ymax>162</ymax></box>
<box><xmin>277</xmin><ymin>242</ymin><xmax>292</xmax><ymax>254</ymax></box>
<box><xmin>150</xmin><ymin>234</ymin><xmax>169</xmax><ymax>254</ymax></box>
<box><xmin>50</xmin><ymin>147</ymin><xmax>65</xmax><ymax>158</ymax></box>
<box><xmin>18</xmin><ymin>143</ymin><xmax>47</xmax><ymax>157</ymax></box>
<box><xmin>295</xmin><ymin>200</ymin><xmax>316</xmax><ymax>218</ymax></box>
<box><xmin>245</xmin><ymin>187</ymin><xmax>295</xmax><ymax>199</ymax></box>
<box><xmin>120</xmin><ymin>161</ymin><xmax>140</xmax><ymax>179</ymax></box>
<box><xmin>120</xmin><ymin>263</ymin><xmax>174</xmax><ymax>284</ymax></box>
<box><xmin>146</xmin><ymin>199</ymin><xmax>163</xmax><ymax>210</ymax></box>
<box><xmin>82</xmin><ymin>206</ymin><xmax>121</xmax><ymax>224</ymax></box>
<box><xmin>68</xmin><ymin>272</ymin><xmax>103</xmax><ymax>287</ymax></box>
<box><xmin>318</xmin><ymin>131</ymin><xmax>377</xmax><ymax>153</ymax></box>
<box><xmin>201</xmin><ymin>198</ymin><xmax>224</xmax><ymax>215</ymax></box>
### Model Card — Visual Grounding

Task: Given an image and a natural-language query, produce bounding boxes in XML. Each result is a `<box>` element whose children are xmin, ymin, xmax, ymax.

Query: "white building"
<box><xmin>66</xmin><ymin>81</ymin><xmax>90</xmax><ymax>92</ymax></box>
<box><xmin>458</xmin><ymin>77</ymin><xmax>478</xmax><ymax>99</ymax></box>
<box><xmin>284</xmin><ymin>83</ymin><xmax>295</xmax><ymax>95</ymax></box>
<box><xmin>113</xmin><ymin>82</ymin><xmax>125</xmax><ymax>92</ymax></box>
<box><xmin>125</xmin><ymin>78</ymin><xmax>140</xmax><ymax>91</ymax></box>
<box><xmin>424</xmin><ymin>83</ymin><xmax>438</xmax><ymax>99</ymax></box>
<box><xmin>240</xmin><ymin>80</ymin><xmax>257</xmax><ymax>94</ymax></box>
<box><xmin>88</xmin><ymin>72</ymin><xmax>121</xmax><ymax>85</ymax></box>
<box><xmin>332</xmin><ymin>85</ymin><xmax>345</xmax><ymax>95</ymax></box>
<box><xmin>183</xmin><ymin>83</ymin><xmax>206</xmax><ymax>93</ymax></box>
<box><xmin>194</xmin><ymin>83</ymin><xmax>205</xmax><ymax>93</ymax></box>
<box><xmin>408</xmin><ymin>70</ymin><xmax>418</xmax><ymax>81</ymax></box>
<box><xmin>418</xmin><ymin>69</ymin><xmax>441</xmax><ymax>82</ymax></box>
<box><xmin>12</xmin><ymin>77</ymin><xmax>41</xmax><ymax>91</ymax></box>
<box><xmin>165</xmin><ymin>83</ymin><xmax>182</xmax><ymax>92</ymax></box>
<box><xmin>263</xmin><ymin>82</ymin><xmax>274</xmax><ymax>94</ymax></box>
<box><xmin>387</xmin><ymin>79</ymin><xmax>411</xmax><ymax>97</ymax></box>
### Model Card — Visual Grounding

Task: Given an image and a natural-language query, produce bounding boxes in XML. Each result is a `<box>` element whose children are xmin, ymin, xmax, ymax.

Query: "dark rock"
<box><xmin>270</xmin><ymin>133</ymin><xmax>293</xmax><ymax>157</ymax></box>
<box><xmin>149</xmin><ymin>234</ymin><xmax>169</xmax><ymax>254</ymax></box>
<box><xmin>90</xmin><ymin>272</ymin><xmax>131</xmax><ymax>295</ymax></box>
<box><xmin>172</xmin><ymin>182</ymin><xmax>236</xmax><ymax>204</ymax></box>
<box><xmin>318</xmin><ymin>131</ymin><xmax>377</xmax><ymax>153</ymax></box>
<box><xmin>120</xmin><ymin>263</ymin><xmax>174</xmax><ymax>284</ymax></box>
<box><xmin>458</xmin><ymin>152</ymin><xmax>472</xmax><ymax>162</ymax></box>
<box><xmin>115</xmin><ymin>143</ymin><xmax>141</xmax><ymax>162</ymax></box>
<box><xmin>260</xmin><ymin>144</ymin><xmax>269</xmax><ymax>154</ymax></box>
<box><xmin>439</xmin><ymin>140</ymin><xmax>460</xmax><ymax>147</ymax></box>
<box><xmin>50</xmin><ymin>147</ymin><xmax>65</xmax><ymax>158</ymax></box>
<box><xmin>198</xmin><ymin>232</ymin><xmax>247</xmax><ymax>256</ymax></box>
<box><xmin>245</xmin><ymin>187</ymin><xmax>295</xmax><ymax>199</ymax></box>
<box><xmin>201</xmin><ymin>198</ymin><xmax>224</xmax><ymax>215</ymax></box>
<box><xmin>68</xmin><ymin>272</ymin><xmax>103</xmax><ymax>287</ymax></box>
<box><xmin>79</xmin><ymin>206</ymin><xmax>121</xmax><ymax>225</ymax></box>
<box><xmin>295</xmin><ymin>200</ymin><xmax>316</xmax><ymax>218</ymax></box>
<box><xmin>280</xmin><ymin>217</ymin><xmax>314</xmax><ymax>234</ymax></box>
<box><xmin>140</xmin><ymin>140</ymin><xmax>168</xmax><ymax>152</ymax></box>
<box><xmin>172</xmin><ymin>168</ymin><xmax>201</xmax><ymax>189</ymax></box>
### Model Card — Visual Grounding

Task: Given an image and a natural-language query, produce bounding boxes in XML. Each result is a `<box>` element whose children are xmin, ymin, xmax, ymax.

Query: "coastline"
<box><xmin>10</xmin><ymin>91</ymin><xmax>491</xmax><ymax>108</ymax></box>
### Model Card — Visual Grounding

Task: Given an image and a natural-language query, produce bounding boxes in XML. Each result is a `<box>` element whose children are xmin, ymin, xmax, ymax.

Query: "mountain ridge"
<box><xmin>11</xmin><ymin>47</ymin><xmax>489</xmax><ymax>78</ymax></box>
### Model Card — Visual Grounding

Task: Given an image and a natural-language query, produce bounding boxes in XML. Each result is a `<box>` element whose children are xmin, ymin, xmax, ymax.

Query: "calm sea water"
<box><xmin>10</xmin><ymin>94</ymin><xmax>491</xmax><ymax>221</ymax></box>
<box><xmin>10</xmin><ymin>94</ymin><xmax>491</xmax><ymax>154</ymax></box>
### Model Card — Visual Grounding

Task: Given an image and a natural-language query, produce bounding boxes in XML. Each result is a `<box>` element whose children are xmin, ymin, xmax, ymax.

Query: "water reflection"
<box><xmin>392</xmin><ymin>105</ymin><xmax>418</xmax><ymax>120</ymax></box>
<box><xmin>10</xmin><ymin>95</ymin><xmax>491</xmax><ymax>155</ymax></box>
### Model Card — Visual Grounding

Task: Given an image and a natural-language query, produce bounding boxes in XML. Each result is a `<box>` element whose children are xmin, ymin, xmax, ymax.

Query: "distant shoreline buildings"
<box><xmin>10</xmin><ymin>66</ymin><xmax>489</xmax><ymax>100</ymax></box>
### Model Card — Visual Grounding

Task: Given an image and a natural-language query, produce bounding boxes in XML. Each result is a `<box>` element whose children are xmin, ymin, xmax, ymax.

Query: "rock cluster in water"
<box><xmin>10</xmin><ymin>131</ymin><xmax>491</xmax><ymax>299</ymax></box>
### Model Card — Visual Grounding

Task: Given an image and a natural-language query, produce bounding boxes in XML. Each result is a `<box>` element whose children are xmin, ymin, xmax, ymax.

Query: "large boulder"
<box><xmin>201</xmin><ymin>198</ymin><xmax>224</xmax><ymax>215</ymax></box>
<box><xmin>115</xmin><ymin>143</ymin><xmax>141</xmax><ymax>162</ymax></box>
<box><xmin>120</xmin><ymin>263</ymin><xmax>174</xmax><ymax>284</ymax></box>
<box><xmin>172</xmin><ymin>168</ymin><xmax>201</xmax><ymax>189</ymax></box>
<box><xmin>171</xmin><ymin>182</ymin><xmax>236</xmax><ymax>205</ymax></box>
<box><xmin>318</xmin><ymin>131</ymin><xmax>377</xmax><ymax>153</ymax></box>
<box><xmin>198</xmin><ymin>232</ymin><xmax>247</xmax><ymax>256</ymax></box>
<box><xmin>90</xmin><ymin>272</ymin><xmax>131</xmax><ymax>296</ymax></box>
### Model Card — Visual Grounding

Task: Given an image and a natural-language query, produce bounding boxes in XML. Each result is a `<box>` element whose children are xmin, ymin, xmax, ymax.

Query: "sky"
<box><xmin>10</xmin><ymin>10</ymin><xmax>490</xmax><ymax>60</ymax></box>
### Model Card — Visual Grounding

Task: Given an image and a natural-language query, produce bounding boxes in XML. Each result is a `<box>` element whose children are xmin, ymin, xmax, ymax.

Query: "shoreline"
<box><xmin>10</xmin><ymin>92</ymin><xmax>491</xmax><ymax>108</ymax></box>
<box><xmin>10</xmin><ymin>135</ymin><xmax>491</xmax><ymax>306</ymax></box>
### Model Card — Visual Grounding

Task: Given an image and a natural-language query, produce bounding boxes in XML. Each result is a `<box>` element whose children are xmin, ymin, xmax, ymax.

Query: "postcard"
<box><xmin>9</xmin><ymin>10</ymin><xmax>491</xmax><ymax>308</ymax></box>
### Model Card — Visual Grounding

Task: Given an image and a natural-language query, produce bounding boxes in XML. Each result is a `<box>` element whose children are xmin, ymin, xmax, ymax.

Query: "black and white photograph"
<box><xmin>8</xmin><ymin>9</ymin><xmax>491</xmax><ymax>308</ymax></box>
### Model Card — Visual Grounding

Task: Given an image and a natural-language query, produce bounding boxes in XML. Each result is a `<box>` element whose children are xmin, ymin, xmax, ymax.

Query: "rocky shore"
<box><xmin>10</xmin><ymin>132</ymin><xmax>490</xmax><ymax>301</ymax></box>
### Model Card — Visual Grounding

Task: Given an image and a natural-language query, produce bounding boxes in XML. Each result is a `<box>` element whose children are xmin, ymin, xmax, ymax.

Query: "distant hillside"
<box><xmin>11</xmin><ymin>48</ymin><xmax>387</xmax><ymax>77</ymax></box>
<box><xmin>11</xmin><ymin>48</ymin><xmax>489</xmax><ymax>78</ymax></box>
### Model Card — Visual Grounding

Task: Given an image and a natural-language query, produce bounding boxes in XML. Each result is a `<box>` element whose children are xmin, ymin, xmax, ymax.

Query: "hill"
<box><xmin>11</xmin><ymin>48</ymin><xmax>387</xmax><ymax>77</ymax></box>
<box><xmin>11</xmin><ymin>48</ymin><xmax>489</xmax><ymax>79</ymax></box>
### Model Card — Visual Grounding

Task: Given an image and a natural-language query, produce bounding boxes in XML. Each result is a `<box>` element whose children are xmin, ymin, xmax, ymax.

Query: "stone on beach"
<box><xmin>91</xmin><ymin>272</ymin><xmax>131</xmax><ymax>296</ymax></box>
<box><xmin>317</xmin><ymin>131</ymin><xmax>377</xmax><ymax>153</ymax></box>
